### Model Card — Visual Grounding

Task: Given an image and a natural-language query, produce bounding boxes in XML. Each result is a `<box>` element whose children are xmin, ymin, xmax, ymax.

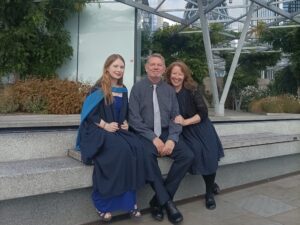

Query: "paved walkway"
<box><xmin>88</xmin><ymin>173</ymin><xmax>300</xmax><ymax>225</ymax></box>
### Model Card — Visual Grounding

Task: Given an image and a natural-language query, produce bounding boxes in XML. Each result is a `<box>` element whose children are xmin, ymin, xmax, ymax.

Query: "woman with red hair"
<box><xmin>165</xmin><ymin>61</ymin><xmax>224</xmax><ymax>210</ymax></box>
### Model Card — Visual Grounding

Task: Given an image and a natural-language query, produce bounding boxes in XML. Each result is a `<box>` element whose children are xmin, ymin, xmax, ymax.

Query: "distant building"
<box><xmin>255</xmin><ymin>0</ymin><xmax>300</xmax><ymax>25</ymax></box>
<box><xmin>255</xmin><ymin>0</ymin><xmax>281</xmax><ymax>24</ymax></box>
<box><xmin>283</xmin><ymin>0</ymin><xmax>300</xmax><ymax>13</ymax></box>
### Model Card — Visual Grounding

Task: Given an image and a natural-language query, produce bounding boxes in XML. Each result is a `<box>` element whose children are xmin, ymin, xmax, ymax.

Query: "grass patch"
<box><xmin>249</xmin><ymin>95</ymin><xmax>300</xmax><ymax>114</ymax></box>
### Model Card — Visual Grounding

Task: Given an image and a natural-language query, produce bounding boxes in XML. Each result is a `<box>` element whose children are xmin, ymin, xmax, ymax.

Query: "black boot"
<box><xmin>205</xmin><ymin>194</ymin><xmax>216</xmax><ymax>210</ymax></box>
<box><xmin>164</xmin><ymin>200</ymin><xmax>183</xmax><ymax>224</ymax></box>
<box><xmin>213</xmin><ymin>183</ymin><xmax>221</xmax><ymax>195</ymax></box>
<box><xmin>149</xmin><ymin>196</ymin><xmax>164</xmax><ymax>221</ymax></box>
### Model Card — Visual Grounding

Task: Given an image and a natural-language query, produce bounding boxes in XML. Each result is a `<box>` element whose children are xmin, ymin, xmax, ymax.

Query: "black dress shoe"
<box><xmin>205</xmin><ymin>194</ymin><xmax>216</xmax><ymax>210</ymax></box>
<box><xmin>149</xmin><ymin>197</ymin><xmax>164</xmax><ymax>221</ymax></box>
<box><xmin>213</xmin><ymin>183</ymin><xmax>221</xmax><ymax>195</ymax></box>
<box><xmin>164</xmin><ymin>200</ymin><xmax>183</xmax><ymax>224</ymax></box>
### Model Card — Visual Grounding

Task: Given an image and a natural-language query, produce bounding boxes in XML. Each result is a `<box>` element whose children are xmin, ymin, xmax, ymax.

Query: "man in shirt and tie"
<box><xmin>129</xmin><ymin>53</ymin><xmax>194</xmax><ymax>224</ymax></box>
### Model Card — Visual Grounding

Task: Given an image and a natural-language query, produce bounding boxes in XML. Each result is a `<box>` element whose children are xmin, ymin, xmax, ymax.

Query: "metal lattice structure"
<box><xmin>116</xmin><ymin>0</ymin><xmax>300</xmax><ymax>116</ymax></box>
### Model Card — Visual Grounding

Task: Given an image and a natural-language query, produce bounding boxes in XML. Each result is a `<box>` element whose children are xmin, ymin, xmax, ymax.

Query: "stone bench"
<box><xmin>67</xmin><ymin>132</ymin><xmax>300</xmax><ymax>173</ymax></box>
<box><xmin>1</xmin><ymin>132</ymin><xmax>299</xmax><ymax>202</ymax></box>
<box><xmin>1</xmin><ymin>115</ymin><xmax>300</xmax><ymax>225</ymax></box>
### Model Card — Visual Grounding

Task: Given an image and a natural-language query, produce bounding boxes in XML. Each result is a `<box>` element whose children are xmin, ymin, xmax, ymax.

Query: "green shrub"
<box><xmin>249</xmin><ymin>95</ymin><xmax>300</xmax><ymax>114</ymax></box>
<box><xmin>282</xmin><ymin>96</ymin><xmax>300</xmax><ymax>113</ymax></box>
<box><xmin>23</xmin><ymin>96</ymin><xmax>48</xmax><ymax>114</ymax></box>
<box><xmin>261</xmin><ymin>98</ymin><xmax>284</xmax><ymax>113</ymax></box>
<box><xmin>240</xmin><ymin>85</ymin><xmax>270</xmax><ymax>111</ymax></box>
<box><xmin>0</xmin><ymin>78</ymin><xmax>90</xmax><ymax>114</ymax></box>
<box><xmin>0</xmin><ymin>89</ymin><xmax>19</xmax><ymax>113</ymax></box>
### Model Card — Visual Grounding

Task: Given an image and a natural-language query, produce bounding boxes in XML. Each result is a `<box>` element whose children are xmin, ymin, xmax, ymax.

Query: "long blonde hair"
<box><xmin>94</xmin><ymin>54</ymin><xmax>125</xmax><ymax>104</ymax></box>
<box><xmin>165</xmin><ymin>61</ymin><xmax>197</xmax><ymax>91</ymax></box>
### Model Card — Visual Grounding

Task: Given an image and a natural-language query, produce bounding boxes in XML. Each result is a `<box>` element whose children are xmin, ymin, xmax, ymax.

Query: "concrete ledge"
<box><xmin>0</xmin><ymin>114</ymin><xmax>80</xmax><ymax>128</ymax></box>
<box><xmin>1</xmin><ymin>118</ymin><xmax>299</xmax><ymax>162</ymax></box>
<box><xmin>1</xmin><ymin>133</ymin><xmax>299</xmax><ymax>201</ymax></box>
<box><xmin>0</xmin><ymin>157</ymin><xmax>92</xmax><ymax>201</ymax></box>
<box><xmin>1</xmin><ymin>113</ymin><xmax>300</xmax><ymax>128</ymax></box>
<box><xmin>215</xmin><ymin>120</ymin><xmax>300</xmax><ymax>136</ymax></box>
<box><xmin>1</xmin><ymin>155</ymin><xmax>300</xmax><ymax>225</ymax></box>
<box><xmin>0</xmin><ymin>131</ymin><xmax>75</xmax><ymax>162</ymax></box>
<box><xmin>68</xmin><ymin>132</ymin><xmax>300</xmax><ymax>168</ymax></box>
<box><xmin>220</xmin><ymin>141</ymin><xmax>300</xmax><ymax>165</ymax></box>
<box><xmin>220</xmin><ymin>133</ymin><xmax>299</xmax><ymax>148</ymax></box>
<box><xmin>1</xmin><ymin>114</ymin><xmax>300</xmax><ymax>225</ymax></box>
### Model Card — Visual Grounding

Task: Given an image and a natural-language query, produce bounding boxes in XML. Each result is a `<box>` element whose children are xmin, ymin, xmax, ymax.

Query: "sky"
<box><xmin>147</xmin><ymin>0</ymin><xmax>246</xmax><ymax>30</ymax></box>
<box><xmin>148</xmin><ymin>0</ymin><xmax>186</xmax><ymax>17</ymax></box>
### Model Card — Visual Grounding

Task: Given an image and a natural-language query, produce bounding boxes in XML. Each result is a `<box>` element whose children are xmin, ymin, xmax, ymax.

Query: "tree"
<box><xmin>290</xmin><ymin>28</ymin><xmax>300</xmax><ymax>97</ymax></box>
<box><xmin>260</xmin><ymin>25</ymin><xmax>300</xmax><ymax>97</ymax></box>
<box><xmin>0</xmin><ymin>0</ymin><xmax>85</xmax><ymax>79</ymax></box>
<box><xmin>149</xmin><ymin>25</ymin><xmax>208</xmax><ymax>84</ymax></box>
<box><xmin>249</xmin><ymin>20</ymin><xmax>267</xmax><ymax>39</ymax></box>
<box><xmin>222</xmin><ymin>51</ymin><xmax>281</xmax><ymax>110</ymax></box>
<box><xmin>270</xmin><ymin>66</ymin><xmax>298</xmax><ymax>95</ymax></box>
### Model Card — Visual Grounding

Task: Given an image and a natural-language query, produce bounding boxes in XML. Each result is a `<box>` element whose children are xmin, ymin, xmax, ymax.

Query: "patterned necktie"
<box><xmin>153</xmin><ymin>84</ymin><xmax>161</xmax><ymax>137</ymax></box>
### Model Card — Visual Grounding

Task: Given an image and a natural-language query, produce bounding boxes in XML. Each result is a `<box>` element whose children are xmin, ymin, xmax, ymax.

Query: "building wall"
<box><xmin>57</xmin><ymin>2</ymin><xmax>136</xmax><ymax>91</ymax></box>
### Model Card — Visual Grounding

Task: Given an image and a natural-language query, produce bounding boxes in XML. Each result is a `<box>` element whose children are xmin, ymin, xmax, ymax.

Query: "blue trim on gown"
<box><xmin>76</xmin><ymin>87</ymin><xmax>127</xmax><ymax>150</ymax></box>
<box><xmin>92</xmin><ymin>96</ymin><xmax>136</xmax><ymax>213</ymax></box>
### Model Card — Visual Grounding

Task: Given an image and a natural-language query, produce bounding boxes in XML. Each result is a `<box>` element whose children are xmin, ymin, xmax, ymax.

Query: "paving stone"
<box><xmin>235</xmin><ymin>194</ymin><xmax>296</xmax><ymax>217</ymax></box>
<box><xmin>222</xmin><ymin>214</ymin><xmax>283</xmax><ymax>225</ymax></box>
<box><xmin>270</xmin><ymin>208</ymin><xmax>300</xmax><ymax>225</ymax></box>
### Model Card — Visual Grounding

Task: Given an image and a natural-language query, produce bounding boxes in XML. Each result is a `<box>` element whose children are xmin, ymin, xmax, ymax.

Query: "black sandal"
<box><xmin>130</xmin><ymin>205</ymin><xmax>141</xmax><ymax>219</ymax></box>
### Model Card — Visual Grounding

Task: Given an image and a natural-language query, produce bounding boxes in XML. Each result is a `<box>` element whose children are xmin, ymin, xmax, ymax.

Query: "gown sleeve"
<box><xmin>192</xmin><ymin>88</ymin><xmax>208</xmax><ymax>120</ymax></box>
<box><xmin>79</xmin><ymin>101</ymin><xmax>106</xmax><ymax>165</ymax></box>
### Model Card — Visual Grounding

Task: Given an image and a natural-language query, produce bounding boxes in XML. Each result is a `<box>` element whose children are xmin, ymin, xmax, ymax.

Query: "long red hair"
<box><xmin>94</xmin><ymin>54</ymin><xmax>125</xmax><ymax>104</ymax></box>
<box><xmin>164</xmin><ymin>61</ymin><xmax>197</xmax><ymax>91</ymax></box>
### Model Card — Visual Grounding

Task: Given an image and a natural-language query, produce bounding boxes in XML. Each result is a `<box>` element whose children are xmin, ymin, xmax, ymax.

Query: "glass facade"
<box><xmin>283</xmin><ymin>0</ymin><xmax>300</xmax><ymax>13</ymax></box>
<box><xmin>57</xmin><ymin>2</ymin><xmax>136</xmax><ymax>91</ymax></box>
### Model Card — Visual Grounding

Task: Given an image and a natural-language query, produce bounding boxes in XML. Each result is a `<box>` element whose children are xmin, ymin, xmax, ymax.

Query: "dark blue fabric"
<box><xmin>75</xmin><ymin>89</ymin><xmax>103</xmax><ymax>150</ymax></box>
<box><xmin>113</xmin><ymin>96</ymin><xmax>123</xmax><ymax>123</ymax></box>
<box><xmin>76</xmin><ymin>87</ymin><xmax>127</xmax><ymax>150</ymax></box>
<box><xmin>77</xmin><ymin>87</ymin><xmax>152</xmax><ymax>213</ymax></box>
<box><xmin>91</xmin><ymin>95</ymin><xmax>134</xmax><ymax>213</ymax></box>
<box><xmin>92</xmin><ymin>185</ymin><xmax>136</xmax><ymax>212</ymax></box>
<box><xmin>176</xmin><ymin>88</ymin><xmax>224</xmax><ymax>175</ymax></box>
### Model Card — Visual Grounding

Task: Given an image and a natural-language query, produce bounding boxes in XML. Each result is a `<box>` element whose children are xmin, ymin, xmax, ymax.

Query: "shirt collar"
<box><xmin>145</xmin><ymin>77</ymin><xmax>163</xmax><ymax>87</ymax></box>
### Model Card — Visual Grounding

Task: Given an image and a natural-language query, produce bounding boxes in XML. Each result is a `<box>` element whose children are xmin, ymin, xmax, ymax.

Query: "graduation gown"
<box><xmin>77</xmin><ymin>87</ymin><xmax>148</xmax><ymax>198</ymax></box>
<box><xmin>176</xmin><ymin>87</ymin><xmax>224</xmax><ymax>175</ymax></box>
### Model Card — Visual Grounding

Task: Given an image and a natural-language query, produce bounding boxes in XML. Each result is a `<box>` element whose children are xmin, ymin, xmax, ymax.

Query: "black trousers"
<box><xmin>139</xmin><ymin>131</ymin><xmax>194</xmax><ymax>206</ymax></box>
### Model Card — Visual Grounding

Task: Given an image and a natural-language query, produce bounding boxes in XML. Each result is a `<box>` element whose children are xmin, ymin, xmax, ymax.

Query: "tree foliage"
<box><xmin>223</xmin><ymin>51</ymin><xmax>281</xmax><ymax>89</ymax></box>
<box><xmin>222</xmin><ymin>51</ymin><xmax>281</xmax><ymax>110</ymax></box>
<box><xmin>260</xmin><ymin>25</ymin><xmax>295</xmax><ymax>52</ymax></box>
<box><xmin>260</xmin><ymin>25</ymin><xmax>300</xmax><ymax>95</ymax></box>
<box><xmin>0</xmin><ymin>0</ymin><xmax>85</xmax><ymax>79</ymax></box>
<box><xmin>209</xmin><ymin>23</ymin><xmax>227</xmax><ymax>45</ymax></box>
<box><xmin>149</xmin><ymin>25</ymin><xmax>208</xmax><ymax>84</ymax></box>
<box><xmin>269</xmin><ymin>66</ymin><xmax>298</xmax><ymax>95</ymax></box>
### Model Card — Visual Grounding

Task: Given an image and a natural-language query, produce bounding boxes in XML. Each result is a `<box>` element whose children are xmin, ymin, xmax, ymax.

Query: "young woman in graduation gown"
<box><xmin>164</xmin><ymin>61</ymin><xmax>224</xmax><ymax>210</ymax></box>
<box><xmin>76</xmin><ymin>54</ymin><xmax>151</xmax><ymax>221</ymax></box>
